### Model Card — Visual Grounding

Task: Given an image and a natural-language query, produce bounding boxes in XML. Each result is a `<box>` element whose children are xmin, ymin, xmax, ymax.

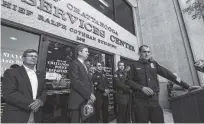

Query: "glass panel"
<box><xmin>1</xmin><ymin>25</ymin><xmax>40</xmax><ymax>76</ymax></box>
<box><xmin>45</xmin><ymin>40</ymin><xmax>74</xmax><ymax>95</ymax></box>
<box><xmin>88</xmin><ymin>50</ymin><xmax>114</xmax><ymax>114</ymax></box>
<box><xmin>114</xmin><ymin>0</ymin><xmax>135</xmax><ymax>34</ymax></box>
<box><xmin>84</xmin><ymin>0</ymin><xmax>114</xmax><ymax>20</ymax></box>
<box><xmin>103</xmin><ymin>53</ymin><xmax>114</xmax><ymax>113</ymax></box>
<box><xmin>88</xmin><ymin>51</ymin><xmax>100</xmax><ymax>67</ymax></box>
<box><xmin>84</xmin><ymin>0</ymin><xmax>135</xmax><ymax>34</ymax></box>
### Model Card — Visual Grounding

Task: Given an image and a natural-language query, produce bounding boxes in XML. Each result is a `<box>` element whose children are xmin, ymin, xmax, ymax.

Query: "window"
<box><xmin>1</xmin><ymin>25</ymin><xmax>40</xmax><ymax>77</ymax></box>
<box><xmin>45</xmin><ymin>40</ymin><xmax>74</xmax><ymax>94</ymax></box>
<box><xmin>84</xmin><ymin>0</ymin><xmax>135</xmax><ymax>35</ymax></box>
<box><xmin>84</xmin><ymin>0</ymin><xmax>114</xmax><ymax>20</ymax></box>
<box><xmin>87</xmin><ymin>49</ymin><xmax>115</xmax><ymax>114</ymax></box>
<box><xmin>114</xmin><ymin>0</ymin><xmax>135</xmax><ymax>34</ymax></box>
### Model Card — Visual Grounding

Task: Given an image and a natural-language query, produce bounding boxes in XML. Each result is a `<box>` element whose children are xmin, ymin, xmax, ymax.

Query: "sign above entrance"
<box><xmin>1</xmin><ymin>0</ymin><xmax>139</xmax><ymax>59</ymax></box>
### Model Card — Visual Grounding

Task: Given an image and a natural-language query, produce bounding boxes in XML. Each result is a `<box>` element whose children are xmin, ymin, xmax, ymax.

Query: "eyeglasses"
<box><xmin>97</xmin><ymin>65</ymin><xmax>102</xmax><ymax>67</ymax></box>
<box><xmin>25</xmin><ymin>55</ymin><xmax>38</xmax><ymax>58</ymax></box>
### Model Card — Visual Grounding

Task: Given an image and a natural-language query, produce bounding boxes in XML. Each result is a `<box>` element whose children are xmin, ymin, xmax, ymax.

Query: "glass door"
<box><xmin>38</xmin><ymin>36</ymin><xmax>76</xmax><ymax>123</ymax></box>
<box><xmin>38</xmin><ymin>35</ymin><xmax>115</xmax><ymax>122</ymax></box>
<box><xmin>87</xmin><ymin>49</ymin><xmax>115</xmax><ymax>119</ymax></box>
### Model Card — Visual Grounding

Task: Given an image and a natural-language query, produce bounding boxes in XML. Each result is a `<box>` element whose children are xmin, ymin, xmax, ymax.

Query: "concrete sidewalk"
<box><xmin>163</xmin><ymin>109</ymin><xmax>174</xmax><ymax>123</ymax></box>
<box><xmin>109</xmin><ymin>109</ymin><xmax>174</xmax><ymax>123</ymax></box>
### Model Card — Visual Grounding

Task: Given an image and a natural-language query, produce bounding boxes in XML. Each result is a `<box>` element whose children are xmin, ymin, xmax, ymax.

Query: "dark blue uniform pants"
<box><xmin>69</xmin><ymin>109</ymin><xmax>92</xmax><ymax>123</ymax></box>
<box><xmin>95</xmin><ymin>96</ymin><xmax>109</xmax><ymax>123</ymax></box>
<box><xmin>133</xmin><ymin>98</ymin><xmax>164</xmax><ymax>123</ymax></box>
<box><xmin>117</xmin><ymin>104</ymin><xmax>128</xmax><ymax>122</ymax></box>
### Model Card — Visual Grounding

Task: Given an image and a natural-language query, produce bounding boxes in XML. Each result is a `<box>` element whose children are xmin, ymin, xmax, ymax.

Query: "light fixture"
<box><xmin>10</xmin><ymin>37</ymin><xmax>17</xmax><ymax>40</ymax></box>
<box><xmin>98</xmin><ymin>0</ymin><xmax>110</xmax><ymax>7</ymax></box>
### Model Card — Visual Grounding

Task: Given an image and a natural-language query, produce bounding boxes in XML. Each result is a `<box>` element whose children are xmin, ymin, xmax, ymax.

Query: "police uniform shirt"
<box><xmin>127</xmin><ymin>59</ymin><xmax>189</xmax><ymax>93</ymax></box>
<box><xmin>113</xmin><ymin>70</ymin><xmax>130</xmax><ymax>91</ymax></box>
<box><xmin>92</xmin><ymin>71</ymin><xmax>109</xmax><ymax>93</ymax></box>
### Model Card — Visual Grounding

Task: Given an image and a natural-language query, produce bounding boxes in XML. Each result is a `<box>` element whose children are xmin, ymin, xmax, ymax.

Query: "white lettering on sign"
<box><xmin>1</xmin><ymin>0</ymin><xmax>139</xmax><ymax>59</ymax></box>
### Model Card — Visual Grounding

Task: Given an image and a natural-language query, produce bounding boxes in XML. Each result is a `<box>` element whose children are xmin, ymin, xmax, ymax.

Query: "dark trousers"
<box><xmin>117</xmin><ymin>104</ymin><xmax>128</xmax><ymax>123</ymax></box>
<box><xmin>69</xmin><ymin>110</ymin><xmax>91</xmax><ymax>123</ymax></box>
<box><xmin>133</xmin><ymin>98</ymin><xmax>164</xmax><ymax>123</ymax></box>
<box><xmin>95</xmin><ymin>96</ymin><xmax>109</xmax><ymax>123</ymax></box>
<box><xmin>69</xmin><ymin>110</ymin><xmax>80</xmax><ymax>123</ymax></box>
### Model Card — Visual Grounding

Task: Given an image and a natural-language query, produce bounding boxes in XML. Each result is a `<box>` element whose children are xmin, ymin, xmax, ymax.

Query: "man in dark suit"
<box><xmin>2</xmin><ymin>49</ymin><xmax>47</xmax><ymax>123</ymax></box>
<box><xmin>68</xmin><ymin>44</ymin><xmax>95</xmax><ymax>123</ymax></box>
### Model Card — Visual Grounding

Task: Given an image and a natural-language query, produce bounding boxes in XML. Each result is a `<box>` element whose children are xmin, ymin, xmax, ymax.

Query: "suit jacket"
<box><xmin>1</xmin><ymin>66</ymin><xmax>46</xmax><ymax>123</ymax></box>
<box><xmin>68</xmin><ymin>59</ymin><xmax>94</xmax><ymax>110</ymax></box>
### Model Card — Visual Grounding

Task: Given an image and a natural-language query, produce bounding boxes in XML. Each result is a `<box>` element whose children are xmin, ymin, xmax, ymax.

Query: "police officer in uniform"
<box><xmin>92</xmin><ymin>62</ymin><xmax>110</xmax><ymax>123</ymax></box>
<box><xmin>113</xmin><ymin>61</ymin><xmax>131</xmax><ymax>123</ymax></box>
<box><xmin>126</xmin><ymin>45</ymin><xmax>200</xmax><ymax>123</ymax></box>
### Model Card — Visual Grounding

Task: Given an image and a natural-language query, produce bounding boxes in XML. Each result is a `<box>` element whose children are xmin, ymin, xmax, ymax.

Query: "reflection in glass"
<box><xmin>45</xmin><ymin>40</ymin><xmax>74</xmax><ymax>94</ymax></box>
<box><xmin>1</xmin><ymin>25</ymin><xmax>39</xmax><ymax>76</ymax></box>
<box><xmin>84</xmin><ymin>0</ymin><xmax>114</xmax><ymax>20</ymax></box>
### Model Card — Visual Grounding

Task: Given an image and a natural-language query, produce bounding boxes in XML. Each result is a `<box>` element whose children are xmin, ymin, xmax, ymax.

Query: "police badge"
<box><xmin>150</xmin><ymin>63</ymin><xmax>155</xmax><ymax>68</ymax></box>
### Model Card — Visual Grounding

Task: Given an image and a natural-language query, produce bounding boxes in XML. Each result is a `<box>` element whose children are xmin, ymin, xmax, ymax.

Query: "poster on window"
<box><xmin>1</xmin><ymin>49</ymin><xmax>23</xmax><ymax>76</ymax></box>
<box><xmin>45</xmin><ymin>41</ymin><xmax>74</xmax><ymax>94</ymax></box>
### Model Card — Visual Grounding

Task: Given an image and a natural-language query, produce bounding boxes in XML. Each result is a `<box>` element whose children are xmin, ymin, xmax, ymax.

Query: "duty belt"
<box><xmin>133</xmin><ymin>90</ymin><xmax>159</xmax><ymax>98</ymax></box>
<box><xmin>116</xmin><ymin>90</ymin><xmax>129</xmax><ymax>94</ymax></box>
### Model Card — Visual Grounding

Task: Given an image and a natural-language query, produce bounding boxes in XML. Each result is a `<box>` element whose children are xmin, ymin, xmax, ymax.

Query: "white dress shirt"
<box><xmin>78</xmin><ymin>58</ymin><xmax>88</xmax><ymax>73</ymax></box>
<box><xmin>23</xmin><ymin>65</ymin><xmax>38</xmax><ymax>99</ymax></box>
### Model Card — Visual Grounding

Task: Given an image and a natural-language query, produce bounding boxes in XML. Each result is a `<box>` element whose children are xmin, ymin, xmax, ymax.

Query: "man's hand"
<box><xmin>103</xmin><ymin>89</ymin><xmax>110</xmax><ymax>96</ymax></box>
<box><xmin>105</xmin><ymin>89</ymin><xmax>110</xmax><ymax>94</ymax></box>
<box><xmin>28</xmin><ymin>99</ymin><xmax>43</xmax><ymax>112</ymax></box>
<box><xmin>188</xmin><ymin>86</ymin><xmax>201</xmax><ymax>92</ymax></box>
<box><xmin>87</xmin><ymin>99</ymin><xmax>94</xmax><ymax>105</ymax></box>
<box><xmin>194</xmin><ymin>60</ymin><xmax>204</xmax><ymax>68</ymax></box>
<box><xmin>194</xmin><ymin>60</ymin><xmax>204</xmax><ymax>72</ymax></box>
<box><xmin>90</xmin><ymin>93</ymin><xmax>96</xmax><ymax>103</ymax></box>
<box><xmin>142</xmin><ymin>87</ymin><xmax>154</xmax><ymax>96</ymax></box>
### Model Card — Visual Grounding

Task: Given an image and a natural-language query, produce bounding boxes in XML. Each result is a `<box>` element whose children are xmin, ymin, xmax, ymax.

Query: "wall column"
<box><xmin>114</xmin><ymin>54</ymin><xmax>120</xmax><ymax>72</ymax></box>
<box><xmin>132</xmin><ymin>0</ymin><xmax>143</xmax><ymax>46</ymax></box>
<box><xmin>172</xmin><ymin>0</ymin><xmax>200</xmax><ymax>85</ymax></box>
